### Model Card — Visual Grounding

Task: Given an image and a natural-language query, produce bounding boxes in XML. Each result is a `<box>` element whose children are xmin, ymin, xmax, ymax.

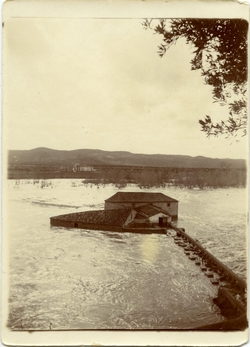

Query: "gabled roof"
<box><xmin>105</xmin><ymin>192</ymin><xmax>178</xmax><ymax>203</ymax></box>
<box><xmin>134</xmin><ymin>212</ymin><xmax>147</xmax><ymax>219</ymax></box>
<box><xmin>135</xmin><ymin>204</ymin><xmax>170</xmax><ymax>217</ymax></box>
<box><xmin>51</xmin><ymin>209</ymin><xmax>131</xmax><ymax>226</ymax></box>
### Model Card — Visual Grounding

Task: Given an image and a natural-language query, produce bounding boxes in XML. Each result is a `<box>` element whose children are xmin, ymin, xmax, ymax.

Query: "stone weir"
<box><xmin>169</xmin><ymin>225</ymin><xmax>247</xmax><ymax>330</ymax></box>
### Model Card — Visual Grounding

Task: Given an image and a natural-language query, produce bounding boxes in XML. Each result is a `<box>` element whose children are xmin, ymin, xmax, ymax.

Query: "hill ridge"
<box><xmin>8</xmin><ymin>148</ymin><xmax>246</xmax><ymax>169</ymax></box>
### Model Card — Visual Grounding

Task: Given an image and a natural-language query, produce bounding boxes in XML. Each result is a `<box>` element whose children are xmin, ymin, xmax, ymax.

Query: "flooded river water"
<box><xmin>6</xmin><ymin>180</ymin><xmax>247</xmax><ymax>330</ymax></box>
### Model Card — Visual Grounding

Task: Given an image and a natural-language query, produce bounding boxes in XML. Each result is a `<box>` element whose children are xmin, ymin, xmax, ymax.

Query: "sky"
<box><xmin>3</xmin><ymin>16</ymin><xmax>248</xmax><ymax>159</ymax></box>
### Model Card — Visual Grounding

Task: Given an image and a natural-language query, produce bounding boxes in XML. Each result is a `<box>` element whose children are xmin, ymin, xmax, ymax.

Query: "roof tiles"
<box><xmin>51</xmin><ymin>209</ymin><xmax>131</xmax><ymax>226</ymax></box>
<box><xmin>135</xmin><ymin>204</ymin><xmax>169</xmax><ymax>217</ymax></box>
<box><xmin>105</xmin><ymin>192</ymin><xmax>178</xmax><ymax>203</ymax></box>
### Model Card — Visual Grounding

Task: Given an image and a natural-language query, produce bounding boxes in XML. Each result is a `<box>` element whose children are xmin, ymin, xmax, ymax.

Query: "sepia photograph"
<box><xmin>2</xmin><ymin>1</ymin><xmax>249</xmax><ymax>345</ymax></box>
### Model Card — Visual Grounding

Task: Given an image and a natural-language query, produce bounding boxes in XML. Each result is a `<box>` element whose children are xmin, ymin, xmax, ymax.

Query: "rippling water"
<box><xmin>6</xmin><ymin>180</ymin><xmax>247</xmax><ymax>330</ymax></box>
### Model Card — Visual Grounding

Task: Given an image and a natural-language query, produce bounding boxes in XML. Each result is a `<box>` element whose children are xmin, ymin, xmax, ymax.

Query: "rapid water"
<box><xmin>6</xmin><ymin>180</ymin><xmax>247</xmax><ymax>330</ymax></box>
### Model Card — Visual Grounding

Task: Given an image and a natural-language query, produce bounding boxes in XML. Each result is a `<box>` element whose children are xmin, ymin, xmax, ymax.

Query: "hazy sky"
<box><xmin>3</xmin><ymin>17</ymin><xmax>248</xmax><ymax>159</ymax></box>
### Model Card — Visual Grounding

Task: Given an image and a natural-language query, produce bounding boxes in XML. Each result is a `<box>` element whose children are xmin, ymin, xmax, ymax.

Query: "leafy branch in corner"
<box><xmin>142</xmin><ymin>18</ymin><xmax>248</xmax><ymax>138</ymax></box>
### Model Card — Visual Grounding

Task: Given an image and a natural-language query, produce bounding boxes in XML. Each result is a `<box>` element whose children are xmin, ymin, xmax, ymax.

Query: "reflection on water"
<box><xmin>6</xmin><ymin>180</ymin><xmax>247</xmax><ymax>330</ymax></box>
<box><xmin>140</xmin><ymin>235</ymin><xmax>160</xmax><ymax>264</ymax></box>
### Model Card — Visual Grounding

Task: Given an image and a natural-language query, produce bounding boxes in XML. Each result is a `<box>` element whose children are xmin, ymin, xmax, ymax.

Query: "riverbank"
<box><xmin>8</xmin><ymin>166</ymin><xmax>246</xmax><ymax>189</ymax></box>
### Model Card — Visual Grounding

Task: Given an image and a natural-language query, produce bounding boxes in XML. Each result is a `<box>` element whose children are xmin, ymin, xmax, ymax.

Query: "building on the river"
<box><xmin>105</xmin><ymin>192</ymin><xmax>178</xmax><ymax>220</ymax></box>
<box><xmin>50</xmin><ymin>192</ymin><xmax>178</xmax><ymax>233</ymax></box>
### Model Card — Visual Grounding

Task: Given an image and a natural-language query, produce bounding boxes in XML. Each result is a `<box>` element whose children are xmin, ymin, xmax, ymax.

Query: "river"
<box><xmin>6</xmin><ymin>179</ymin><xmax>247</xmax><ymax>330</ymax></box>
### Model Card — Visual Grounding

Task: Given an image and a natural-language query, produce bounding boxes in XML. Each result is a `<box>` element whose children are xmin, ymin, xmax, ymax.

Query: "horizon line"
<box><xmin>7</xmin><ymin>146</ymin><xmax>246</xmax><ymax>161</ymax></box>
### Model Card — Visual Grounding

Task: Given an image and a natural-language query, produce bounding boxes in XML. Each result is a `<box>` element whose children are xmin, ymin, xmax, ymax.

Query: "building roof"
<box><xmin>50</xmin><ymin>209</ymin><xmax>131</xmax><ymax>226</ymax></box>
<box><xmin>135</xmin><ymin>204</ymin><xmax>170</xmax><ymax>217</ymax></box>
<box><xmin>134</xmin><ymin>212</ymin><xmax>147</xmax><ymax>219</ymax></box>
<box><xmin>105</xmin><ymin>192</ymin><xmax>178</xmax><ymax>203</ymax></box>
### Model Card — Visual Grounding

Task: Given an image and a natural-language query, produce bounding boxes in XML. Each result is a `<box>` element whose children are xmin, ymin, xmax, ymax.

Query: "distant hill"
<box><xmin>8</xmin><ymin>147</ymin><xmax>246</xmax><ymax>169</ymax></box>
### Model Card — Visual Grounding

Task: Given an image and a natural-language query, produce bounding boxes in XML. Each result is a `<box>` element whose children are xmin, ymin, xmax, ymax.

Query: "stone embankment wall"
<box><xmin>50</xmin><ymin>219</ymin><xmax>124</xmax><ymax>232</ymax></box>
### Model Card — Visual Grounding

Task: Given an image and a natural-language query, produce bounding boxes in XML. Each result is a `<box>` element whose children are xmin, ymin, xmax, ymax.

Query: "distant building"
<box><xmin>50</xmin><ymin>192</ymin><xmax>178</xmax><ymax>233</ymax></box>
<box><xmin>73</xmin><ymin>163</ymin><xmax>94</xmax><ymax>172</ymax></box>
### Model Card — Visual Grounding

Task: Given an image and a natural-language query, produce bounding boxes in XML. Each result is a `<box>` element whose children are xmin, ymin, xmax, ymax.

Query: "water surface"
<box><xmin>7</xmin><ymin>180</ymin><xmax>247</xmax><ymax>330</ymax></box>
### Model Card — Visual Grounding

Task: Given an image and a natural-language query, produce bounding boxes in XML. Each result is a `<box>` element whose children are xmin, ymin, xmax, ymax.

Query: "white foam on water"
<box><xmin>7</xmin><ymin>179</ymin><xmax>247</xmax><ymax>330</ymax></box>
